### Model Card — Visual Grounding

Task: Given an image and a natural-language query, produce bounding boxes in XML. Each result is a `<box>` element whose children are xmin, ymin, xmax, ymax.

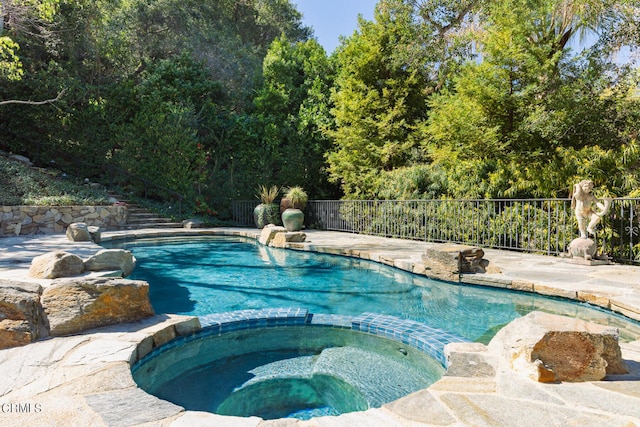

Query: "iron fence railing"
<box><xmin>231</xmin><ymin>198</ymin><xmax>640</xmax><ymax>265</ymax></box>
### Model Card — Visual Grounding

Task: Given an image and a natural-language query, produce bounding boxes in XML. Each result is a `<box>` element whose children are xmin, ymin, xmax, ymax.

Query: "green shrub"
<box><xmin>0</xmin><ymin>155</ymin><xmax>110</xmax><ymax>206</ymax></box>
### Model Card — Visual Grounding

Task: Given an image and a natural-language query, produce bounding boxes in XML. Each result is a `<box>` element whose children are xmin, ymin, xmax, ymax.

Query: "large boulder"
<box><xmin>258</xmin><ymin>225</ymin><xmax>286</xmax><ymax>246</ymax></box>
<box><xmin>422</xmin><ymin>244</ymin><xmax>485</xmax><ymax>282</ymax></box>
<box><xmin>88</xmin><ymin>225</ymin><xmax>102</xmax><ymax>243</ymax></box>
<box><xmin>41</xmin><ymin>277</ymin><xmax>155</xmax><ymax>336</ymax></box>
<box><xmin>488</xmin><ymin>311</ymin><xmax>628</xmax><ymax>382</ymax></box>
<box><xmin>84</xmin><ymin>249</ymin><xmax>136</xmax><ymax>277</ymax></box>
<box><xmin>66</xmin><ymin>222</ymin><xmax>92</xmax><ymax>242</ymax></box>
<box><xmin>0</xmin><ymin>281</ymin><xmax>49</xmax><ymax>349</ymax></box>
<box><xmin>29</xmin><ymin>251</ymin><xmax>85</xmax><ymax>279</ymax></box>
<box><xmin>270</xmin><ymin>232</ymin><xmax>306</xmax><ymax>248</ymax></box>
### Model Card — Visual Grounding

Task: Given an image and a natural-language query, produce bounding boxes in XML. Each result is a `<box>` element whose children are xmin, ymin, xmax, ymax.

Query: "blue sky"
<box><xmin>290</xmin><ymin>0</ymin><xmax>378</xmax><ymax>53</ymax></box>
<box><xmin>290</xmin><ymin>1</ymin><xmax>636</xmax><ymax>64</ymax></box>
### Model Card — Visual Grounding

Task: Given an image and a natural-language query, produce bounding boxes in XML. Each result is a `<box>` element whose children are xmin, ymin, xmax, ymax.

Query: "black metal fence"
<box><xmin>232</xmin><ymin>198</ymin><xmax>640</xmax><ymax>264</ymax></box>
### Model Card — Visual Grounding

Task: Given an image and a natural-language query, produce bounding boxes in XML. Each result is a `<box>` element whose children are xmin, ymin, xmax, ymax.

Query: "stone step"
<box><xmin>107</xmin><ymin>192</ymin><xmax>179</xmax><ymax>230</ymax></box>
<box><xmin>127</xmin><ymin>211</ymin><xmax>154</xmax><ymax>217</ymax></box>
<box><xmin>119</xmin><ymin>222</ymin><xmax>182</xmax><ymax>230</ymax></box>
<box><xmin>127</xmin><ymin>215</ymin><xmax>169</xmax><ymax>222</ymax></box>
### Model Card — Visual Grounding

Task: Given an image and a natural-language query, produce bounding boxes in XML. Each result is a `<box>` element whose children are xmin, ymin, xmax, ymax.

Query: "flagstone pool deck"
<box><xmin>1</xmin><ymin>227</ymin><xmax>640</xmax><ymax>426</ymax></box>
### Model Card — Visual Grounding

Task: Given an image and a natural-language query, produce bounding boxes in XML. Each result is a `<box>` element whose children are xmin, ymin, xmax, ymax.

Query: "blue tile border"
<box><xmin>200</xmin><ymin>308</ymin><xmax>470</xmax><ymax>366</ymax></box>
<box><xmin>134</xmin><ymin>308</ymin><xmax>469</xmax><ymax>371</ymax></box>
<box><xmin>351</xmin><ymin>312</ymin><xmax>468</xmax><ymax>366</ymax></box>
<box><xmin>199</xmin><ymin>307</ymin><xmax>309</xmax><ymax>334</ymax></box>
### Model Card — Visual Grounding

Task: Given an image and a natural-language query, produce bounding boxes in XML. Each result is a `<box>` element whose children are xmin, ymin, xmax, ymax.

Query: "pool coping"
<box><xmin>2</xmin><ymin>228</ymin><xmax>640</xmax><ymax>426</ymax></box>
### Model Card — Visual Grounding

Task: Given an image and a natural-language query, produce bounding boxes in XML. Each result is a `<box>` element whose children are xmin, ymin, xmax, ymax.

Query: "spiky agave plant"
<box><xmin>254</xmin><ymin>185</ymin><xmax>281</xmax><ymax>227</ymax></box>
<box><xmin>256</xmin><ymin>185</ymin><xmax>280</xmax><ymax>204</ymax></box>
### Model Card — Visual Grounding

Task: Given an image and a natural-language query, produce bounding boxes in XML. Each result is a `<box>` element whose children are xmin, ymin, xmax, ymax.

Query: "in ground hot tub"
<box><xmin>132</xmin><ymin>308</ymin><xmax>461</xmax><ymax>420</ymax></box>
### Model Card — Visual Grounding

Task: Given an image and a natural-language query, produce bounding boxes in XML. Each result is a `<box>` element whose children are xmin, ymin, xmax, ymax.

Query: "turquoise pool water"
<box><xmin>107</xmin><ymin>236</ymin><xmax>640</xmax><ymax>343</ymax></box>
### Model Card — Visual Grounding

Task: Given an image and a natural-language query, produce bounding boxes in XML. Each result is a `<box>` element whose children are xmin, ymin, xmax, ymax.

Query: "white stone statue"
<box><xmin>571</xmin><ymin>180</ymin><xmax>612</xmax><ymax>239</ymax></box>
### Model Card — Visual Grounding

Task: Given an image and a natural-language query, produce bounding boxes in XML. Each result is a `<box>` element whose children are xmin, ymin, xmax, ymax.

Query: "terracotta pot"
<box><xmin>280</xmin><ymin>198</ymin><xmax>305</xmax><ymax>213</ymax></box>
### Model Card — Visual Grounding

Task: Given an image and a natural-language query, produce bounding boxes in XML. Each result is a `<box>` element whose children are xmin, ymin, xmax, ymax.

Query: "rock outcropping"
<box><xmin>84</xmin><ymin>249</ymin><xmax>136</xmax><ymax>277</ymax></box>
<box><xmin>258</xmin><ymin>225</ymin><xmax>287</xmax><ymax>246</ymax></box>
<box><xmin>66</xmin><ymin>222</ymin><xmax>93</xmax><ymax>241</ymax></box>
<box><xmin>41</xmin><ymin>277</ymin><xmax>155</xmax><ymax>336</ymax></box>
<box><xmin>487</xmin><ymin>311</ymin><xmax>628</xmax><ymax>382</ymax></box>
<box><xmin>422</xmin><ymin>244</ymin><xmax>486</xmax><ymax>282</ymax></box>
<box><xmin>444</xmin><ymin>311</ymin><xmax>629</xmax><ymax>384</ymax></box>
<box><xmin>29</xmin><ymin>248</ymin><xmax>135</xmax><ymax>279</ymax></box>
<box><xmin>0</xmin><ymin>281</ymin><xmax>49</xmax><ymax>349</ymax></box>
<box><xmin>270</xmin><ymin>231</ymin><xmax>306</xmax><ymax>248</ymax></box>
<box><xmin>29</xmin><ymin>251</ymin><xmax>85</xmax><ymax>279</ymax></box>
<box><xmin>257</xmin><ymin>225</ymin><xmax>307</xmax><ymax>248</ymax></box>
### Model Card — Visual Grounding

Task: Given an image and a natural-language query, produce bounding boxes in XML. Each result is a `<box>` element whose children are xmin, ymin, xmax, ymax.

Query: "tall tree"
<box><xmin>251</xmin><ymin>36</ymin><xmax>336</xmax><ymax>197</ymax></box>
<box><xmin>425</xmin><ymin>0</ymin><xmax>640</xmax><ymax>197</ymax></box>
<box><xmin>326</xmin><ymin>0</ymin><xmax>475</xmax><ymax>198</ymax></box>
<box><xmin>0</xmin><ymin>0</ymin><xmax>61</xmax><ymax>96</ymax></box>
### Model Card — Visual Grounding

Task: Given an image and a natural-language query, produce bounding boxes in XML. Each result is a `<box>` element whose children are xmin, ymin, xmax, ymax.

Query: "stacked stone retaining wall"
<box><xmin>0</xmin><ymin>206</ymin><xmax>128</xmax><ymax>237</ymax></box>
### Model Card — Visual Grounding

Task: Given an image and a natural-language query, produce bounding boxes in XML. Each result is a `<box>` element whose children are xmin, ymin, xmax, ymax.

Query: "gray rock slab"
<box><xmin>169</xmin><ymin>411</ymin><xmax>261</xmax><ymax>427</ymax></box>
<box><xmin>62</xmin><ymin>339</ymin><xmax>137</xmax><ymax>365</ymax></box>
<box><xmin>545</xmin><ymin>381</ymin><xmax>640</xmax><ymax>419</ymax></box>
<box><xmin>50</xmin><ymin>364</ymin><xmax>137</xmax><ymax>397</ymax></box>
<box><xmin>438</xmin><ymin>392</ymin><xmax>634</xmax><ymax>427</ymax></box>
<box><xmin>444</xmin><ymin>342</ymin><xmax>496</xmax><ymax>378</ymax></box>
<box><xmin>85</xmin><ymin>388</ymin><xmax>183</xmax><ymax>427</ymax></box>
<box><xmin>0</xmin><ymin>334</ymin><xmax>91</xmax><ymax>396</ymax></box>
<box><xmin>0</xmin><ymin>392</ymin><xmax>106</xmax><ymax>427</ymax></box>
<box><xmin>494</xmin><ymin>371</ymin><xmax>565</xmax><ymax>405</ymax></box>
<box><xmin>594</xmin><ymin>380</ymin><xmax>640</xmax><ymax>398</ymax></box>
<box><xmin>311</xmin><ymin>408</ymin><xmax>413</xmax><ymax>427</ymax></box>
<box><xmin>384</xmin><ymin>389</ymin><xmax>457</xmax><ymax>425</ymax></box>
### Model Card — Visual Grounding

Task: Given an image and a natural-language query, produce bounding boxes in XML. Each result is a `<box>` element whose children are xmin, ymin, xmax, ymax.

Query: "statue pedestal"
<box><xmin>567</xmin><ymin>257</ymin><xmax>611</xmax><ymax>266</ymax></box>
<box><xmin>565</xmin><ymin>237</ymin><xmax>611</xmax><ymax>265</ymax></box>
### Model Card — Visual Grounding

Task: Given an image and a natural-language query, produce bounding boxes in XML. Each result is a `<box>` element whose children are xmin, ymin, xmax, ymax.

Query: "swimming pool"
<box><xmin>112</xmin><ymin>235</ymin><xmax>640</xmax><ymax>420</ymax></box>
<box><xmin>106</xmin><ymin>236</ymin><xmax>640</xmax><ymax>343</ymax></box>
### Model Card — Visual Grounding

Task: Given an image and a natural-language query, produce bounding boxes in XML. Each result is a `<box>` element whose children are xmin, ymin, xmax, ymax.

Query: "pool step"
<box><xmin>224</xmin><ymin>346</ymin><xmax>437</xmax><ymax>409</ymax></box>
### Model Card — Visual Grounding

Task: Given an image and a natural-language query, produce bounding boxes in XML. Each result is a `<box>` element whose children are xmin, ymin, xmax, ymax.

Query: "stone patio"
<box><xmin>1</xmin><ymin>228</ymin><xmax>640</xmax><ymax>426</ymax></box>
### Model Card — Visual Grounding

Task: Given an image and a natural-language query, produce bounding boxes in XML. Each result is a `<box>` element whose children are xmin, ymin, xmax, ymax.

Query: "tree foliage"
<box><xmin>0</xmin><ymin>0</ymin><xmax>319</xmax><ymax>217</ymax></box>
<box><xmin>424</xmin><ymin>0</ymin><xmax>640</xmax><ymax>198</ymax></box>
<box><xmin>253</xmin><ymin>36</ymin><xmax>338</xmax><ymax>197</ymax></box>
<box><xmin>327</xmin><ymin>0</ymin><xmax>456</xmax><ymax>199</ymax></box>
<box><xmin>0</xmin><ymin>0</ymin><xmax>639</xmax><ymax>219</ymax></box>
<box><xmin>327</xmin><ymin>0</ymin><xmax>639</xmax><ymax>200</ymax></box>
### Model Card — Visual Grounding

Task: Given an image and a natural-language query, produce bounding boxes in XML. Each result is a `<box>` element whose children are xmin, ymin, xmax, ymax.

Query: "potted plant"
<box><xmin>281</xmin><ymin>186</ymin><xmax>307</xmax><ymax>231</ymax></box>
<box><xmin>253</xmin><ymin>185</ymin><xmax>282</xmax><ymax>228</ymax></box>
